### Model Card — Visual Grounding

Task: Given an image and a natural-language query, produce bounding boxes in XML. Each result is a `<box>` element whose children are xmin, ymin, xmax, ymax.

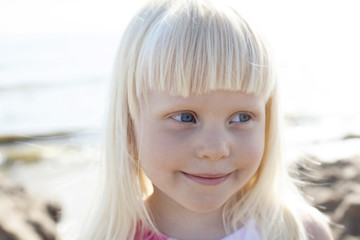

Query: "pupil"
<box><xmin>181</xmin><ymin>113</ymin><xmax>194</xmax><ymax>122</ymax></box>
<box><xmin>240</xmin><ymin>114</ymin><xmax>249</xmax><ymax>122</ymax></box>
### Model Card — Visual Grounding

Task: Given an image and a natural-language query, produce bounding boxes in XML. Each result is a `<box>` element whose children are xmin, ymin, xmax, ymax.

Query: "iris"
<box><xmin>180</xmin><ymin>113</ymin><xmax>196</xmax><ymax>123</ymax></box>
<box><xmin>238</xmin><ymin>114</ymin><xmax>250</xmax><ymax>122</ymax></box>
<box><xmin>231</xmin><ymin>113</ymin><xmax>251</xmax><ymax>123</ymax></box>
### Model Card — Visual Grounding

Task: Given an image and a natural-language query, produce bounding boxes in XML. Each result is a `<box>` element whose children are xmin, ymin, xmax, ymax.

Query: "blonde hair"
<box><xmin>81</xmin><ymin>0</ymin><xmax>326</xmax><ymax>239</ymax></box>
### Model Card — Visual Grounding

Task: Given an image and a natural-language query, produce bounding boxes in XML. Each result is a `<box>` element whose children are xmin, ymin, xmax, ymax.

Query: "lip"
<box><xmin>182</xmin><ymin>172</ymin><xmax>232</xmax><ymax>186</ymax></box>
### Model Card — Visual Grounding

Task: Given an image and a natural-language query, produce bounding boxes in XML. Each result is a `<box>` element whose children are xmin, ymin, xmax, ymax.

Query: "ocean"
<box><xmin>1</xmin><ymin>32</ymin><xmax>359</xmax><ymax>147</ymax></box>
<box><xmin>0</xmin><ymin>34</ymin><xmax>121</xmax><ymax>136</ymax></box>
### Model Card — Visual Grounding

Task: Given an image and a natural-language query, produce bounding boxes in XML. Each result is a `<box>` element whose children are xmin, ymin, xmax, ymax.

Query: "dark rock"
<box><xmin>27</xmin><ymin>220</ymin><xmax>56</xmax><ymax>240</ymax></box>
<box><xmin>0</xmin><ymin>225</ymin><xmax>18</xmax><ymax>240</ymax></box>
<box><xmin>319</xmin><ymin>197</ymin><xmax>343</xmax><ymax>213</ymax></box>
<box><xmin>342</xmin><ymin>134</ymin><xmax>360</xmax><ymax>140</ymax></box>
<box><xmin>294</xmin><ymin>157</ymin><xmax>360</xmax><ymax>240</ymax></box>
<box><xmin>335</xmin><ymin>195</ymin><xmax>360</xmax><ymax>237</ymax></box>
<box><xmin>46</xmin><ymin>202</ymin><xmax>61</xmax><ymax>223</ymax></box>
<box><xmin>0</xmin><ymin>175</ymin><xmax>61</xmax><ymax>240</ymax></box>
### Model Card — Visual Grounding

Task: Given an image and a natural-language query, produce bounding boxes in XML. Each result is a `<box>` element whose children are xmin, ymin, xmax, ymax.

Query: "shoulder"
<box><xmin>300</xmin><ymin>209</ymin><xmax>334</xmax><ymax>240</ymax></box>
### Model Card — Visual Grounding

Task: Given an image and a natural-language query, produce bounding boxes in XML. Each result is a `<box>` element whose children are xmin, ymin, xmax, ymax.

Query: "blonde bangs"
<box><xmin>133</xmin><ymin>0</ymin><xmax>275</xmax><ymax>100</ymax></box>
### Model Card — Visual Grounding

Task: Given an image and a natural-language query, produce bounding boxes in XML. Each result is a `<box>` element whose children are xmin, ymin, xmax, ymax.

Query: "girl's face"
<box><xmin>135</xmin><ymin>90</ymin><xmax>266</xmax><ymax>214</ymax></box>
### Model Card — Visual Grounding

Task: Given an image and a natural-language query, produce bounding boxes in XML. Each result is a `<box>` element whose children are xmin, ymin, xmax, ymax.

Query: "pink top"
<box><xmin>135</xmin><ymin>220</ymin><xmax>261</xmax><ymax>240</ymax></box>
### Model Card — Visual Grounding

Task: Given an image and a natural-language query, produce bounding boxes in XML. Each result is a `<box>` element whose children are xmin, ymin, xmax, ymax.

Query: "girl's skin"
<box><xmin>134</xmin><ymin>90</ymin><xmax>266</xmax><ymax>239</ymax></box>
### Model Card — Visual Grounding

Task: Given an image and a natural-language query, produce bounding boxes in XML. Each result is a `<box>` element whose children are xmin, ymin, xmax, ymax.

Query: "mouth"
<box><xmin>182</xmin><ymin>172</ymin><xmax>232</xmax><ymax>185</ymax></box>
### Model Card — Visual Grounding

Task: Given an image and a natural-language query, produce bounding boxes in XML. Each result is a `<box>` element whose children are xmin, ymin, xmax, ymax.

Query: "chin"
<box><xmin>183</xmin><ymin>198</ymin><xmax>227</xmax><ymax>214</ymax></box>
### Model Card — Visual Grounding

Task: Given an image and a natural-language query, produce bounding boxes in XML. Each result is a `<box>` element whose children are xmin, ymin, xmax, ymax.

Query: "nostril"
<box><xmin>196</xmin><ymin>144</ymin><xmax>230</xmax><ymax>161</ymax></box>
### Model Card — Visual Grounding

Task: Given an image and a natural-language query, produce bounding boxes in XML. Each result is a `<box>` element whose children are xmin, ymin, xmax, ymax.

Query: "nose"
<box><xmin>195</xmin><ymin>126</ymin><xmax>230</xmax><ymax>161</ymax></box>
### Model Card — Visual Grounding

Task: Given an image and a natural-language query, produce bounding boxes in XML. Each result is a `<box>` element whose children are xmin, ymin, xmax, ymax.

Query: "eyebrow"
<box><xmin>151</xmin><ymin>98</ymin><xmax>265</xmax><ymax>117</ymax></box>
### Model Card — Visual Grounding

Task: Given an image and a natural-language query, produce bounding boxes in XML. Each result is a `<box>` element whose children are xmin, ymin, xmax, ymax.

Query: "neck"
<box><xmin>146</xmin><ymin>188</ymin><xmax>227</xmax><ymax>240</ymax></box>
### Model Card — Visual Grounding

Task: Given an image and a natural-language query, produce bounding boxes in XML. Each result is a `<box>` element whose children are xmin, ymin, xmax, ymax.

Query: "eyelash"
<box><xmin>170</xmin><ymin>112</ymin><xmax>253</xmax><ymax>124</ymax></box>
<box><xmin>230</xmin><ymin>113</ymin><xmax>253</xmax><ymax>123</ymax></box>
<box><xmin>171</xmin><ymin>112</ymin><xmax>197</xmax><ymax>123</ymax></box>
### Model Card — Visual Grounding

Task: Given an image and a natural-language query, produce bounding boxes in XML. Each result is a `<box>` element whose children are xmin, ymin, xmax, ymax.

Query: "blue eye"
<box><xmin>231</xmin><ymin>113</ymin><xmax>251</xmax><ymax>123</ymax></box>
<box><xmin>172</xmin><ymin>113</ymin><xmax>196</xmax><ymax>123</ymax></box>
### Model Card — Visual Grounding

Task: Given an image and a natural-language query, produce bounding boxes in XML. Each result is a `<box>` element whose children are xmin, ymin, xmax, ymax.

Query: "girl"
<box><xmin>82</xmin><ymin>0</ymin><xmax>333</xmax><ymax>239</ymax></box>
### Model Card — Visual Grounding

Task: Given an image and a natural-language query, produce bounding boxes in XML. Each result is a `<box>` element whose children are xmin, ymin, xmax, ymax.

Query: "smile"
<box><xmin>182</xmin><ymin>172</ymin><xmax>232</xmax><ymax>186</ymax></box>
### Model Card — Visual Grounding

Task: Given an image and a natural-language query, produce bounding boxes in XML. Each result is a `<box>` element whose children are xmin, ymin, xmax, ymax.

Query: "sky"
<box><xmin>0</xmin><ymin>0</ymin><xmax>142</xmax><ymax>34</ymax></box>
<box><xmin>1</xmin><ymin>0</ymin><xmax>358</xmax><ymax>34</ymax></box>
<box><xmin>1</xmin><ymin>0</ymin><xmax>360</xmax><ymax>117</ymax></box>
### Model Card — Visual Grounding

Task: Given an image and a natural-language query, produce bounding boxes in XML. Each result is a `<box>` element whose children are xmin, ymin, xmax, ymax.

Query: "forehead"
<box><xmin>142</xmin><ymin>90</ymin><xmax>266</xmax><ymax>112</ymax></box>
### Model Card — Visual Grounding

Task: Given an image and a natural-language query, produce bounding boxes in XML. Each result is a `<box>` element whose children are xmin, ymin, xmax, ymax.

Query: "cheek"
<box><xmin>138</xmin><ymin>126</ymin><xmax>191</xmax><ymax>173</ymax></box>
<box><xmin>233</xmin><ymin>128</ymin><xmax>265</xmax><ymax>167</ymax></box>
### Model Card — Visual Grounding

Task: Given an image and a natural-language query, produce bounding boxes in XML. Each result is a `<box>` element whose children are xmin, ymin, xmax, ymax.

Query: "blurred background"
<box><xmin>0</xmin><ymin>0</ymin><xmax>359</xmax><ymax>239</ymax></box>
